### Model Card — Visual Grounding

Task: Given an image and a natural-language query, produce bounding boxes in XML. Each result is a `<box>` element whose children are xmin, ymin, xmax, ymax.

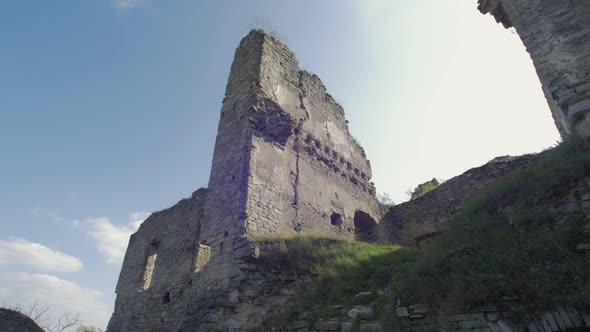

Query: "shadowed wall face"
<box><xmin>478</xmin><ymin>0</ymin><xmax>590</xmax><ymax>142</ymax></box>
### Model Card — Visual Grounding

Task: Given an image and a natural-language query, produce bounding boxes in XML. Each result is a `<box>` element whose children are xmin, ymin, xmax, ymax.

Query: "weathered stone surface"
<box><xmin>396</xmin><ymin>307</ymin><xmax>410</xmax><ymax>318</ymax></box>
<box><xmin>347</xmin><ymin>306</ymin><xmax>374</xmax><ymax>320</ymax></box>
<box><xmin>107</xmin><ymin>2</ymin><xmax>590</xmax><ymax>328</ymax></box>
<box><xmin>286</xmin><ymin>320</ymin><xmax>310</xmax><ymax>330</ymax></box>
<box><xmin>381</xmin><ymin>155</ymin><xmax>537</xmax><ymax>246</ymax></box>
<box><xmin>341</xmin><ymin>321</ymin><xmax>353</xmax><ymax>332</ymax></box>
<box><xmin>478</xmin><ymin>0</ymin><xmax>590</xmax><ymax>142</ymax></box>
<box><xmin>458</xmin><ymin>319</ymin><xmax>487</xmax><ymax>329</ymax></box>
<box><xmin>496</xmin><ymin>319</ymin><xmax>514</xmax><ymax>332</ymax></box>
<box><xmin>354</xmin><ymin>291</ymin><xmax>373</xmax><ymax>301</ymax></box>
<box><xmin>359</xmin><ymin>323</ymin><xmax>383</xmax><ymax>332</ymax></box>
<box><xmin>314</xmin><ymin>320</ymin><xmax>340</xmax><ymax>331</ymax></box>
<box><xmin>107</xmin><ymin>30</ymin><xmax>383</xmax><ymax>332</ymax></box>
<box><xmin>575</xmin><ymin>243</ymin><xmax>590</xmax><ymax>253</ymax></box>
<box><xmin>0</xmin><ymin>309</ymin><xmax>43</xmax><ymax>332</ymax></box>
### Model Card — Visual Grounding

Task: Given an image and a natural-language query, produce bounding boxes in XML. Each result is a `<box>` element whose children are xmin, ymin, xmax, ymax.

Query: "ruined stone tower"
<box><xmin>106</xmin><ymin>30</ymin><xmax>382</xmax><ymax>332</ymax></box>
<box><xmin>478</xmin><ymin>0</ymin><xmax>590</xmax><ymax>141</ymax></box>
<box><xmin>107</xmin><ymin>3</ymin><xmax>590</xmax><ymax>330</ymax></box>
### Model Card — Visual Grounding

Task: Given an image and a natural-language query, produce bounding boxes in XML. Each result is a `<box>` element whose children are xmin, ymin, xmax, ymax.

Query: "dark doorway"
<box><xmin>353</xmin><ymin>211</ymin><xmax>377</xmax><ymax>242</ymax></box>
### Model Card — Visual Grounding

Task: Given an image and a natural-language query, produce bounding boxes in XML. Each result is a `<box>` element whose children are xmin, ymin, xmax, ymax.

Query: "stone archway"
<box><xmin>353</xmin><ymin>210</ymin><xmax>377</xmax><ymax>242</ymax></box>
<box><xmin>477</xmin><ymin>0</ymin><xmax>590</xmax><ymax>142</ymax></box>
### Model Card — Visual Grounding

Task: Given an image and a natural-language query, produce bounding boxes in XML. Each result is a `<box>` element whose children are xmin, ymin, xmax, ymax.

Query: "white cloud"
<box><xmin>113</xmin><ymin>0</ymin><xmax>149</xmax><ymax>10</ymax></box>
<box><xmin>345</xmin><ymin>0</ymin><xmax>559</xmax><ymax>203</ymax></box>
<box><xmin>47</xmin><ymin>212</ymin><xmax>65</xmax><ymax>223</ymax></box>
<box><xmin>85</xmin><ymin>212</ymin><xmax>149</xmax><ymax>264</ymax></box>
<box><xmin>129</xmin><ymin>211</ymin><xmax>150</xmax><ymax>230</ymax></box>
<box><xmin>0</xmin><ymin>272</ymin><xmax>111</xmax><ymax>330</ymax></box>
<box><xmin>0</xmin><ymin>238</ymin><xmax>83</xmax><ymax>273</ymax></box>
<box><xmin>31</xmin><ymin>207</ymin><xmax>68</xmax><ymax>223</ymax></box>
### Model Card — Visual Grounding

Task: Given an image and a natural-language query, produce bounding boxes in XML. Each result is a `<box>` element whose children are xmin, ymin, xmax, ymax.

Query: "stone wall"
<box><xmin>243</xmin><ymin>31</ymin><xmax>382</xmax><ymax>240</ymax></box>
<box><xmin>380</xmin><ymin>155</ymin><xmax>537</xmax><ymax>247</ymax></box>
<box><xmin>107</xmin><ymin>30</ymin><xmax>382</xmax><ymax>331</ymax></box>
<box><xmin>394</xmin><ymin>173</ymin><xmax>590</xmax><ymax>332</ymax></box>
<box><xmin>478</xmin><ymin>0</ymin><xmax>590</xmax><ymax>142</ymax></box>
<box><xmin>107</xmin><ymin>188</ymin><xmax>208</xmax><ymax>331</ymax></box>
<box><xmin>395</xmin><ymin>304</ymin><xmax>590</xmax><ymax>332</ymax></box>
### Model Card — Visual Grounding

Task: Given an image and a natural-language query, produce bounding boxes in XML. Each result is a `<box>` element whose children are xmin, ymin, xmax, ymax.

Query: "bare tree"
<box><xmin>52</xmin><ymin>312</ymin><xmax>81</xmax><ymax>332</ymax></box>
<box><xmin>7</xmin><ymin>300</ymin><xmax>82</xmax><ymax>332</ymax></box>
<box><xmin>21</xmin><ymin>300</ymin><xmax>51</xmax><ymax>328</ymax></box>
<box><xmin>377</xmin><ymin>192</ymin><xmax>395</xmax><ymax>206</ymax></box>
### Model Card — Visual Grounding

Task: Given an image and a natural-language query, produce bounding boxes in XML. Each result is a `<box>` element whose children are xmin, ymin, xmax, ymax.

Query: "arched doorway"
<box><xmin>353</xmin><ymin>211</ymin><xmax>377</xmax><ymax>242</ymax></box>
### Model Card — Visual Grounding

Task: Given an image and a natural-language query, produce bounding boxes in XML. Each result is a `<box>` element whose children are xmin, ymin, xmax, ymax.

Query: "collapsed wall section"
<box><xmin>381</xmin><ymin>155</ymin><xmax>537</xmax><ymax>247</ymax></box>
<box><xmin>107</xmin><ymin>188</ymin><xmax>208</xmax><ymax>332</ymax></box>
<box><xmin>478</xmin><ymin>0</ymin><xmax>590</xmax><ymax>142</ymax></box>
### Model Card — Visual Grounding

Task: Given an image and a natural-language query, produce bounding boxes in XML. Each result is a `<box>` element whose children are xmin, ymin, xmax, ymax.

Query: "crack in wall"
<box><xmin>292</xmin><ymin>119</ymin><xmax>304</xmax><ymax>232</ymax></box>
<box><xmin>292</xmin><ymin>72</ymin><xmax>309</xmax><ymax>232</ymax></box>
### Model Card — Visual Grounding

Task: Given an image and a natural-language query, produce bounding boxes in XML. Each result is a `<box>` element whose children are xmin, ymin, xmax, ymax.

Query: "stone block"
<box><xmin>341</xmin><ymin>322</ymin><xmax>353</xmax><ymax>332</ymax></box>
<box><xmin>286</xmin><ymin>320</ymin><xmax>310</xmax><ymax>330</ymax></box>
<box><xmin>314</xmin><ymin>320</ymin><xmax>340</xmax><ymax>331</ymax></box>
<box><xmin>575</xmin><ymin>243</ymin><xmax>590</xmax><ymax>253</ymax></box>
<box><xmin>347</xmin><ymin>306</ymin><xmax>374</xmax><ymax>320</ymax></box>
<box><xmin>442</xmin><ymin>313</ymin><xmax>485</xmax><ymax>322</ymax></box>
<box><xmin>486</xmin><ymin>312</ymin><xmax>499</xmax><ymax>321</ymax></box>
<box><xmin>354</xmin><ymin>291</ymin><xmax>373</xmax><ymax>301</ymax></box>
<box><xmin>458</xmin><ymin>319</ymin><xmax>487</xmax><ymax>329</ymax></box>
<box><xmin>396</xmin><ymin>307</ymin><xmax>410</xmax><ymax>318</ymax></box>
<box><xmin>359</xmin><ymin>323</ymin><xmax>383</xmax><ymax>332</ymax></box>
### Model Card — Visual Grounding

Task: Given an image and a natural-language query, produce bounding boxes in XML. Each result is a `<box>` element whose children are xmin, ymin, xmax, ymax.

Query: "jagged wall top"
<box><xmin>239</xmin><ymin>30</ymin><xmax>372</xmax><ymax>176</ymax></box>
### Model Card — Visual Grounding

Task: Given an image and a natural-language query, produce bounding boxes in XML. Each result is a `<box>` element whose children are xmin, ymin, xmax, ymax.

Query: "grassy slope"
<box><xmin>257</xmin><ymin>140</ymin><xmax>590</xmax><ymax>329</ymax></box>
<box><xmin>392</xmin><ymin>140</ymin><xmax>590</xmax><ymax>315</ymax></box>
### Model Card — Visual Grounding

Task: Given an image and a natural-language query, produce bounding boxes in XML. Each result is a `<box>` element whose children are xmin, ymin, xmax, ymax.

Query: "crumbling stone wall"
<box><xmin>394</xmin><ymin>174</ymin><xmax>590</xmax><ymax>331</ymax></box>
<box><xmin>478</xmin><ymin>0</ymin><xmax>590</xmax><ymax>142</ymax></box>
<box><xmin>381</xmin><ymin>155</ymin><xmax>537</xmax><ymax>247</ymax></box>
<box><xmin>244</xmin><ymin>31</ymin><xmax>381</xmax><ymax>240</ymax></box>
<box><xmin>107</xmin><ymin>30</ymin><xmax>382</xmax><ymax>332</ymax></box>
<box><xmin>107</xmin><ymin>188</ymin><xmax>208</xmax><ymax>331</ymax></box>
<box><xmin>394</xmin><ymin>304</ymin><xmax>590</xmax><ymax>332</ymax></box>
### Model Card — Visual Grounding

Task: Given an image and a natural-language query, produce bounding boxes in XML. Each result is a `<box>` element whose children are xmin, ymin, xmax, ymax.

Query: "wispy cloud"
<box><xmin>31</xmin><ymin>207</ymin><xmax>41</xmax><ymax>216</ymax></box>
<box><xmin>85</xmin><ymin>212</ymin><xmax>149</xmax><ymax>264</ymax></box>
<box><xmin>0</xmin><ymin>272</ymin><xmax>111</xmax><ymax>329</ymax></box>
<box><xmin>31</xmin><ymin>207</ymin><xmax>68</xmax><ymax>223</ymax></box>
<box><xmin>66</xmin><ymin>192</ymin><xmax>80</xmax><ymax>200</ymax></box>
<box><xmin>112</xmin><ymin>0</ymin><xmax>150</xmax><ymax>10</ymax></box>
<box><xmin>47</xmin><ymin>212</ymin><xmax>65</xmax><ymax>223</ymax></box>
<box><xmin>0</xmin><ymin>238</ymin><xmax>83</xmax><ymax>273</ymax></box>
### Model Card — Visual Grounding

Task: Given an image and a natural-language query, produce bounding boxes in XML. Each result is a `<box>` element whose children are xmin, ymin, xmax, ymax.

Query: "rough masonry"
<box><xmin>107</xmin><ymin>30</ymin><xmax>383</xmax><ymax>332</ymax></box>
<box><xmin>478</xmin><ymin>0</ymin><xmax>590</xmax><ymax>142</ymax></box>
<box><xmin>108</xmin><ymin>2</ymin><xmax>590</xmax><ymax>329</ymax></box>
<box><xmin>381</xmin><ymin>155</ymin><xmax>538</xmax><ymax>247</ymax></box>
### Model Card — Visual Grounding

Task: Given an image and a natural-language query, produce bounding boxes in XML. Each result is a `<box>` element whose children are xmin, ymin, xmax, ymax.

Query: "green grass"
<box><xmin>257</xmin><ymin>236</ymin><xmax>418</xmax><ymax>307</ymax></box>
<box><xmin>390</xmin><ymin>138</ymin><xmax>590</xmax><ymax>317</ymax></box>
<box><xmin>254</xmin><ymin>236</ymin><xmax>417</xmax><ymax>330</ymax></box>
<box><xmin>256</xmin><ymin>139</ymin><xmax>590</xmax><ymax>329</ymax></box>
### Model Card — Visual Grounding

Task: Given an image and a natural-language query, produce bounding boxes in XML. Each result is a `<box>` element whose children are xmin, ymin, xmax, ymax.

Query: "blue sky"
<box><xmin>0</xmin><ymin>0</ymin><xmax>559</xmax><ymax>329</ymax></box>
